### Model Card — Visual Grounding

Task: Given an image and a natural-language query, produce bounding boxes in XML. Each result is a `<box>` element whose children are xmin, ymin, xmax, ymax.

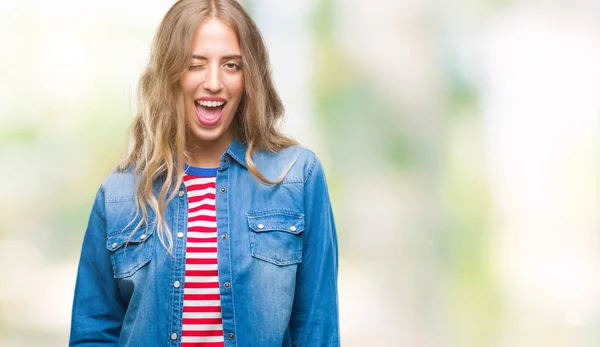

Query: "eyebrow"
<box><xmin>192</xmin><ymin>55</ymin><xmax>242</xmax><ymax>60</ymax></box>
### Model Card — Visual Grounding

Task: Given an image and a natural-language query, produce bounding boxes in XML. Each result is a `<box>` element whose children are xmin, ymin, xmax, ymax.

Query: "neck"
<box><xmin>186</xmin><ymin>132</ymin><xmax>233</xmax><ymax>168</ymax></box>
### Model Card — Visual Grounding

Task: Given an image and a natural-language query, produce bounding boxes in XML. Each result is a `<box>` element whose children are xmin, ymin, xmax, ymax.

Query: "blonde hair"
<box><xmin>120</xmin><ymin>0</ymin><xmax>297</xmax><ymax>252</ymax></box>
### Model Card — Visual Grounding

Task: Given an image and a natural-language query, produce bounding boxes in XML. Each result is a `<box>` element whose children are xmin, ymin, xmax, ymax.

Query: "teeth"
<box><xmin>196</xmin><ymin>100</ymin><xmax>225</xmax><ymax>107</ymax></box>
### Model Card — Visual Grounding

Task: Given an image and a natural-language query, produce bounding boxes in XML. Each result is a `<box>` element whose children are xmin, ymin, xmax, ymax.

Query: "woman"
<box><xmin>69</xmin><ymin>0</ymin><xmax>340</xmax><ymax>346</ymax></box>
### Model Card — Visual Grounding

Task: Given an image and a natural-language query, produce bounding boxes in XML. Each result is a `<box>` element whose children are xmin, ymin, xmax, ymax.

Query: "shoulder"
<box><xmin>251</xmin><ymin>144</ymin><xmax>322</xmax><ymax>184</ymax></box>
<box><xmin>100</xmin><ymin>166</ymin><xmax>137</xmax><ymax>202</ymax></box>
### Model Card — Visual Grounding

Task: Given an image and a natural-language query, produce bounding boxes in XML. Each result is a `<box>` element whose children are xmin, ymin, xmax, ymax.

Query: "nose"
<box><xmin>202</xmin><ymin>63</ymin><xmax>223</xmax><ymax>92</ymax></box>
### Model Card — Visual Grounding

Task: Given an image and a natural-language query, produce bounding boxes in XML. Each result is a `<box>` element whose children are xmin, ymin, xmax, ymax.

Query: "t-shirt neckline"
<box><xmin>183</xmin><ymin>163</ymin><xmax>218</xmax><ymax>177</ymax></box>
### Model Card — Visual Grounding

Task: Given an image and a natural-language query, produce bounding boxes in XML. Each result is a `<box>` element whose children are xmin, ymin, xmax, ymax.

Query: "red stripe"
<box><xmin>184</xmin><ymin>293</ymin><xmax>221</xmax><ymax>301</ymax></box>
<box><xmin>182</xmin><ymin>317</ymin><xmax>222</xmax><ymax>325</ymax></box>
<box><xmin>188</xmin><ymin>214</ymin><xmax>217</xmax><ymax>222</ymax></box>
<box><xmin>182</xmin><ymin>343</ymin><xmax>223</xmax><ymax>347</ymax></box>
<box><xmin>188</xmin><ymin>226</ymin><xmax>217</xmax><ymax>233</ymax></box>
<box><xmin>187</xmin><ymin>247</ymin><xmax>217</xmax><ymax>253</ymax></box>
<box><xmin>186</xmin><ymin>182</ymin><xmax>216</xmax><ymax>191</ymax></box>
<box><xmin>181</xmin><ymin>342</ymin><xmax>224</xmax><ymax>347</ymax></box>
<box><xmin>186</xmin><ymin>258</ymin><xmax>217</xmax><ymax>265</ymax></box>
<box><xmin>182</xmin><ymin>330</ymin><xmax>224</xmax><ymax>337</ymax></box>
<box><xmin>183</xmin><ymin>174</ymin><xmax>216</xmax><ymax>182</ymax></box>
<box><xmin>187</xmin><ymin>237</ymin><xmax>218</xmax><ymax>243</ymax></box>
<box><xmin>186</xmin><ymin>270</ymin><xmax>219</xmax><ymax>277</ymax></box>
<box><xmin>184</xmin><ymin>282</ymin><xmax>220</xmax><ymax>288</ymax></box>
<box><xmin>189</xmin><ymin>204</ymin><xmax>216</xmax><ymax>213</ymax></box>
<box><xmin>189</xmin><ymin>193</ymin><xmax>216</xmax><ymax>203</ymax></box>
<box><xmin>183</xmin><ymin>306</ymin><xmax>222</xmax><ymax>313</ymax></box>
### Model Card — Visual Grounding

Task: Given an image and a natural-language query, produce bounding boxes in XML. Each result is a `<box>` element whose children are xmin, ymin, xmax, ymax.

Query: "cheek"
<box><xmin>230</xmin><ymin>75</ymin><xmax>244</xmax><ymax>99</ymax></box>
<box><xmin>180</xmin><ymin>73</ymin><xmax>196</xmax><ymax>95</ymax></box>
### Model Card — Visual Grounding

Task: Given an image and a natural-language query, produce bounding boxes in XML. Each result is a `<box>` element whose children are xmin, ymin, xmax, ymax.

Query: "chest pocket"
<box><xmin>246</xmin><ymin>210</ymin><xmax>305</xmax><ymax>266</ymax></box>
<box><xmin>106</xmin><ymin>223</ymin><xmax>154</xmax><ymax>279</ymax></box>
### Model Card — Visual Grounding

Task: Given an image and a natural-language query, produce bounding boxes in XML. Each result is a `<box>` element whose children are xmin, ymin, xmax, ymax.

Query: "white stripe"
<box><xmin>181</xmin><ymin>336</ymin><xmax>224</xmax><ymax>343</ymax></box>
<box><xmin>187</xmin><ymin>241</ymin><xmax>218</xmax><ymax>248</ymax></box>
<box><xmin>183</xmin><ymin>311</ymin><xmax>222</xmax><ymax>319</ymax></box>
<box><xmin>186</xmin><ymin>253</ymin><xmax>218</xmax><ymax>259</ymax></box>
<box><xmin>184</xmin><ymin>177</ymin><xmax>216</xmax><ymax>186</ymax></box>
<box><xmin>186</xmin><ymin>231</ymin><xmax>217</xmax><ymax>239</ymax></box>
<box><xmin>183</xmin><ymin>300</ymin><xmax>221</xmax><ymax>307</ymax></box>
<box><xmin>185</xmin><ymin>264</ymin><xmax>218</xmax><ymax>271</ymax></box>
<box><xmin>187</xmin><ymin>187</ymin><xmax>216</xmax><ymax>197</ymax></box>
<box><xmin>182</xmin><ymin>324</ymin><xmax>223</xmax><ymax>331</ymax></box>
<box><xmin>184</xmin><ymin>287</ymin><xmax>221</xmax><ymax>295</ymax></box>
<box><xmin>185</xmin><ymin>276</ymin><xmax>220</xmax><ymax>282</ymax></box>
<box><xmin>188</xmin><ymin>220</ymin><xmax>217</xmax><ymax>228</ymax></box>
<box><xmin>188</xmin><ymin>199</ymin><xmax>215</xmax><ymax>209</ymax></box>
<box><xmin>189</xmin><ymin>209</ymin><xmax>216</xmax><ymax>218</ymax></box>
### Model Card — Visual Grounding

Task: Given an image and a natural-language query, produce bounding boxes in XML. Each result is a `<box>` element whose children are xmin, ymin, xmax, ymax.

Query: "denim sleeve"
<box><xmin>290</xmin><ymin>153</ymin><xmax>341</xmax><ymax>346</ymax></box>
<box><xmin>70</xmin><ymin>186</ymin><xmax>126</xmax><ymax>346</ymax></box>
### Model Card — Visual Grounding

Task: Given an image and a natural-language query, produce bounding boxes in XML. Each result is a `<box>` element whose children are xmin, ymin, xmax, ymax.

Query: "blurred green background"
<box><xmin>1</xmin><ymin>0</ymin><xmax>599</xmax><ymax>346</ymax></box>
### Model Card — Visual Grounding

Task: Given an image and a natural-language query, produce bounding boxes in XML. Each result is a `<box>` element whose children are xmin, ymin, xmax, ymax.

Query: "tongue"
<box><xmin>196</xmin><ymin>104</ymin><xmax>223</xmax><ymax>124</ymax></box>
<box><xmin>198</xmin><ymin>105</ymin><xmax>221</xmax><ymax>119</ymax></box>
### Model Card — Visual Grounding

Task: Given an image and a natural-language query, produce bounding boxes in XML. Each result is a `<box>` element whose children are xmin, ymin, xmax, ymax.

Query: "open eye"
<box><xmin>223</xmin><ymin>62</ymin><xmax>242</xmax><ymax>71</ymax></box>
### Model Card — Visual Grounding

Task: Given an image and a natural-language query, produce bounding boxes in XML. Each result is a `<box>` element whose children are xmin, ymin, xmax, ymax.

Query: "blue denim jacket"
<box><xmin>69</xmin><ymin>138</ymin><xmax>340</xmax><ymax>347</ymax></box>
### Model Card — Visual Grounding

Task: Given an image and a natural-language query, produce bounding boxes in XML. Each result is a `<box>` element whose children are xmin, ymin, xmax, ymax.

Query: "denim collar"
<box><xmin>225</xmin><ymin>137</ymin><xmax>248</xmax><ymax>168</ymax></box>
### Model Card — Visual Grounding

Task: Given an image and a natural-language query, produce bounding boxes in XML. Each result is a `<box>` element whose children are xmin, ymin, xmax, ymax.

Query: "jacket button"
<box><xmin>228</xmin><ymin>333</ymin><xmax>235</xmax><ymax>340</ymax></box>
<box><xmin>224</xmin><ymin>282</ymin><xmax>231</xmax><ymax>289</ymax></box>
<box><xmin>221</xmin><ymin>233</ymin><xmax>228</xmax><ymax>240</ymax></box>
<box><xmin>140</xmin><ymin>234</ymin><xmax>147</xmax><ymax>240</ymax></box>
<box><xmin>220</xmin><ymin>187</ymin><xmax>226</xmax><ymax>193</ymax></box>
<box><xmin>177</xmin><ymin>232</ymin><xmax>184</xmax><ymax>238</ymax></box>
<box><xmin>178</xmin><ymin>190</ymin><xmax>184</xmax><ymax>197</ymax></box>
<box><xmin>257</xmin><ymin>224</ymin><xmax>264</xmax><ymax>229</ymax></box>
<box><xmin>289</xmin><ymin>226</ymin><xmax>297</xmax><ymax>232</ymax></box>
<box><xmin>174</xmin><ymin>281</ymin><xmax>181</xmax><ymax>288</ymax></box>
<box><xmin>223</xmin><ymin>156</ymin><xmax>229</xmax><ymax>163</ymax></box>
<box><xmin>111</xmin><ymin>242</ymin><xmax>118</xmax><ymax>249</ymax></box>
<box><xmin>170</xmin><ymin>333</ymin><xmax>178</xmax><ymax>340</ymax></box>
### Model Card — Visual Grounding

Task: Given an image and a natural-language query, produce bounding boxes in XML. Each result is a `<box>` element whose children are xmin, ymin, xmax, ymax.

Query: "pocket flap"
<box><xmin>106</xmin><ymin>223</ymin><xmax>155</xmax><ymax>251</ymax></box>
<box><xmin>247</xmin><ymin>210</ymin><xmax>305</xmax><ymax>234</ymax></box>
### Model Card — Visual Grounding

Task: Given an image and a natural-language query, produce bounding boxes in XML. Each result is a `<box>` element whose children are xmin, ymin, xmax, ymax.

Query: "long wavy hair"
<box><xmin>119</xmin><ymin>0</ymin><xmax>297</xmax><ymax>252</ymax></box>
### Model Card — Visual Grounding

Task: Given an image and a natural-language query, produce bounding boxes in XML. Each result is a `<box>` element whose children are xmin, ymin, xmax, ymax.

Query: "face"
<box><xmin>180</xmin><ymin>17</ymin><xmax>244</xmax><ymax>148</ymax></box>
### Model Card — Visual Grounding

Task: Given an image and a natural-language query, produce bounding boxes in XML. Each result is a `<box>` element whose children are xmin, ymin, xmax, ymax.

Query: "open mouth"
<box><xmin>194</xmin><ymin>99</ymin><xmax>226</xmax><ymax>126</ymax></box>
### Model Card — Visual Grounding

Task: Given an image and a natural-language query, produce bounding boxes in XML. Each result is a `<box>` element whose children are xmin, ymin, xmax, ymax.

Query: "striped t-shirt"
<box><xmin>181</xmin><ymin>165</ymin><xmax>224</xmax><ymax>347</ymax></box>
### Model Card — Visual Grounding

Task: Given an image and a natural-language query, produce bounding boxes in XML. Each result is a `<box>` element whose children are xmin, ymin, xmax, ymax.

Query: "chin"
<box><xmin>191</xmin><ymin>128</ymin><xmax>223</xmax><ymax>142</ymax></box>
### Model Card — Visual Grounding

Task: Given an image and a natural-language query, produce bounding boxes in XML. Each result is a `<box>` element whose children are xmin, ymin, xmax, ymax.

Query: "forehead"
<box><xmin>191</xmin><ymin>17</ymin><xmax>240</xmax><ymax>55</ymax></box>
